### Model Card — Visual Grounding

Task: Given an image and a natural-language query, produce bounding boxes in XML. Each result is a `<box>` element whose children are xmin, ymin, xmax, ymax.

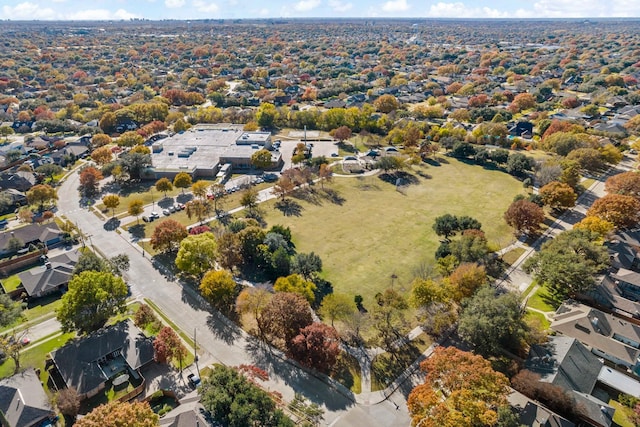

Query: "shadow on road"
<box><xmin>206</xmin><ymin>312</ymin><xmax>242</xmax><ymax>345</ymax></box>
<box><xmin>245</xmin><ymin>336</ymin><xmax>354</xmax><ymax>411</ymax></box>
<box><xmin>103</xmin><ymin>217</ymin><xmax>121</xmax><ymax>231</ymax></box>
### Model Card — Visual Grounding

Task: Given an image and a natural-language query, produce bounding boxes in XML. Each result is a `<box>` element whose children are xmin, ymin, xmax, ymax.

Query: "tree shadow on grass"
<box><xmin>292</xmin><ymin>188</ymin><xmax>322</xmax><ymax>206</ymax></box>
<box><xmin>378</xmin><ymin>171</ymin><xmax>420</xmax><ymax>186</ymax></box>
<box><xmin>423</xmin><ymin>158</ymin><xmax>441</xmax><ymax>167</ymax></box>
<box><xmin>128</xmin><ymin>223</ymin><xmax>146</xmax><ymax>240</ymax></box>
<box><xmin>415</xmin><ymin>170</ymin><xmax>432</xmax><ymax>180</ymax></box>
<box><xmin>103</xmin><ymin>217</ymin><xmax>120</xmax><ymax>231</ymax></box>
<box><xmin>321</xmin><ymin>188</ymin><xmax>345</xmax><ymax>205</ymax></box>
<box><xmin>158</xmin><ymin>197</ymin><xmax>175</xmax><ymax>209</ymax></box>
<box><xmin>274</xmin><ymin>199</ymin><xmax>303</xmax><ymax>217</ymax></box>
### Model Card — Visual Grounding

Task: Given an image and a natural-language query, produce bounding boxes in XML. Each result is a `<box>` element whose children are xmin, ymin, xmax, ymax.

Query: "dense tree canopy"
<box><xmin>175</xmin><ymin>232</ymin><xmax>218</xmax><ymax>277</ymax></box>
<box><xmin>458</xmin><ymin>286</ymin><xmax>528</xmax><ymax>356</ymax></box>
<box><xmin>524</xmin><ymin>229</ymin><xmax>609</xmax><ymax>299</ymax></box>
<box><xmin>586</xmin><ymin>193</ymin><xmax>640</xmax><ymax>229</ymax></box>
<box><xmin>75</xmin><ymin>401</ymin><xmax>158</xmax><ymax>427</ymax></box>
<box><xmin>57</xmin><ymin>271</ymin><xmax>128</xmax><ymax>334</ymax></box>
<box><xmin>150</xmin><ymin>219</ymin><xmax>188</xmax><ymax>253</ymax></box>
<box><xmin>407</xmin><ymin>347</ymin><xmax>510</xmax><ymax>427</ymax></box>
<box><xmin>200</xmin><ymin>365</ymin><xmax>293</xmax><ymax>427</ymax></box>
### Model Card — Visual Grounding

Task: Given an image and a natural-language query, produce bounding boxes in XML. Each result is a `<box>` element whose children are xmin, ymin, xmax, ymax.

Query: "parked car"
<box><xmin>187</xmin><ymin>373</ymin><xmax>201</xmax><ymax>388</ymax></box>
<box><xmin>162</xmin><ymin>209</ymin><xmax>170</xmax><ymax>216</ymax></box>
<box><xmin>150</xmin><ymin>212</ymin><xmax>160</xmax><ymax>219</ymax></box>
<box><xmin>142</xmin><ymin>216</ymin><xmax>150</xmax><ymax>222</ymax></box>
<box><xmin>169</xmin><ymin>205</ymin><xmax>176</xmax><ymax>213</ymax></box>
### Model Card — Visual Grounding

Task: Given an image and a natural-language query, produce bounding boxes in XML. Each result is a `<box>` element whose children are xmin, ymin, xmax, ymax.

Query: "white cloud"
<box><xmin>329</xmin><ymin>0</ymin><xmax>353</xmax><ymax>12</ymax></box>
<box><xmin>64</xmin><ymin>8</ymin><xmax>140</xmax><ymax>20</ymax></box>
<box><xmin>113</xmin><ymin>8</ymin><xmax>139</xmax><ymax>19</ymax></box>
<box><xmin>530</xmin><ymin>0</ymin><xmax>640</xmax><ymax>17</ymax></box>
<box><xmin>294</xmin><ymin>0</ymin><xmax>321</xmax><ymax>12</ymax></box>
<box><xmin>165</xmin><ymin>0</ymin><xmax>186</xmax><ymax>8</ymax></box>
<box><xmin>382</xmin><ymin>0</ymin><xmax>409</xmax><ymax>12</ymax></box>
<box><xmin>426</xmin><ymin>2</ymin><xmax>508</xmax><ymax>18</ymax></box>
<box><xmin>255</xmin><ymin>8</ymin><xmax>270</xmax><ymax>16</ymax></box>
<box><xmin>2</xmin><ymin>2</ymin><xmax>56</xmax><ymax>19</ymax></box>
<box><xmin>193</xmin><ymin>0</ymin><xmax>219</xmax><ymax>13</ymax></box>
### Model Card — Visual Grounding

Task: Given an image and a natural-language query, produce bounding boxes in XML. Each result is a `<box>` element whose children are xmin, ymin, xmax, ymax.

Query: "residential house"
<box><xmin>17</xmin><ymin>250</ymin><xmax>79</xmax><ymax>298</ymax></box>
<box><xmin>507</xmin><ymin>390</ymin><xmax>575</xmax><ymax>427</ymax></box>
<box><xmin>61</xmin><ymin>142</ymin><xmax>90</xmax><ymax>160</ymax></box>
<box><xmin>0</xmin><ymin>369</ymin><xmax>55</xmax><ymax>427</ymax></box>
<box><xmin>582</xmin><ymin>230</ymin><xmax>640</xmax><ymax>318</ymax></box>
<box><xmin>0</xmin><ymin>171</ymin><xmax>36</xmax><ymax>192</ymax></box>
<box><xmin>508</xmin><ymin>121</ymin><xmax>534</xmax><ymax>139</ymax></box>
<box><xmin>525</xmin><ymin>336</ymin><xmax>602</xmax><ymax>394</ymax></box>
<box><xmin>0</xmin><ymin>223</ymin><xmax>63</xmax><ymax>257</ymax></box>
<box><xmin>551</xmin><ymin>302</ymin><xmax>640</xmax><ymax>376</ymax></box>
<box><xmin>50</xmin><ymin>320</ymin><xmax>154</xmax><ymax>400</ymax></box>
<box><xmin>160</xmin><ymin>401</ymin><xmax>209</xmax><ymax>427</ymax></box>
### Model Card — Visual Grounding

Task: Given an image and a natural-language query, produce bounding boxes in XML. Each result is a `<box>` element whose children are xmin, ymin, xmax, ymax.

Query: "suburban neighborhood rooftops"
<box><xmin>51</xmin><ymin>320</ymin><xmax>154</xmax><ymax>395</ymax></box>
<box><xmin>550</xmin><ymin>302</ymin><xmax>640</xmax><ymax>367</ymax></box>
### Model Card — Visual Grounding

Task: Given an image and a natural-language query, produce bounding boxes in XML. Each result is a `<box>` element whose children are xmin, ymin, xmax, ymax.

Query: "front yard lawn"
<box><xmin>1</xmin><ymin>274</ymin><xmax>21</xmax><ymax>293</ymax></box>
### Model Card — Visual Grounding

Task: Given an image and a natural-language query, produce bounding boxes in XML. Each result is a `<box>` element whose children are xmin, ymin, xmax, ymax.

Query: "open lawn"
<box><xmin>526</xmin><ymin>285</ymin><xmax>561</xmax><ymax>313</ymax></box>
<box><xmin>1</xmin><ymin>274</ymin><xmax>21</xmax><ymax>293</ymax></box>
<box><xmin>0</xmin><ymin>332</ymin><xmax>76</xmax><ymax>383</ymax></box>
<box><xmin>331</xmin><ymin>353</ymin><xmax>361</xmax><ymax>394</ymax></box>
<box><xmin>501</xmin><ymin>247</ymin><xmax>525</xmax><ymax>266</ymax></box>
<box><xmin>260</xmin><ymin>158</ymin><xmax>524</xmax><ymax>298</ymax></box>
<box><xmin>525</xmin><ymin>310</ymin><xmax>551</xmax><ymax>331</ymax></box>
<box><xmin>610</xmin><ymin>400</ymin><xmax>637</xmax><ymax>427</ymax></box>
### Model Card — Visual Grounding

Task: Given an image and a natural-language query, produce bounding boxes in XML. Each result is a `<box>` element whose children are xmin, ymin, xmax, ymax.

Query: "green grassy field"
<box><xmin>1</xmin><ymin>274</ymin><xmax>21</xmax><ymax>293</ymax></box>
<box><xmin>260</xmin><ymin>158</ymin><xmax>523</xmax><ymax>298</ymax></box>
<box><xmin>610</xmin><ymin>400</ymin><xmax>637</xmax><ymax>427</ymax></box>
<box><xmin>526</xmin><ymin>285</ymin><xmax>561</xmax><ymax>313</ymax></box>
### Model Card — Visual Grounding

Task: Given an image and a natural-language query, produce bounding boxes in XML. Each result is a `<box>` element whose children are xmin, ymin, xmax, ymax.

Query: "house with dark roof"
<box><xmin>0</xmin><ymin>172</ymin><xmax>36</xmax><ymax>192</ymax></box>
<box><xmin>508</xmin><ymin>390</ymin><xmax>575</xmax><ymax>427</ymax></box>
<box><xmin>526</xmin><ymin>336</ymin><xmax>602</xmax><ymax>394</ymax></box>
<box><xmin>17</xmin><ymin>250</ymin><xmax>79</xmax><ymax>298</ymax></box>
<box><xmin>50</xmin><ymin>320</ymin><xmax>154</xmax><ymax>400</ymax></box>
<box><xmin>551</xmin><ymin>302</ymin><xmax>640</xmax><ymax>376</ymax></box>
<box><xmin>0</xmin><ymin>223</ymin><xmax>63</xmax><ymax>257</ymax></box>
<box><xmin>0</xmin><ymin>369</ymin><xmax>55</xmax><ymax>427</ymax></box>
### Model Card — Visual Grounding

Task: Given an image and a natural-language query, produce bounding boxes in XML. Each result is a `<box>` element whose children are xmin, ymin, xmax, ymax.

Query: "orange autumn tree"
<box><xmin>407</xmin><ymin>347</ymin><xmax>509</xmax><ymax>427</ymax></box>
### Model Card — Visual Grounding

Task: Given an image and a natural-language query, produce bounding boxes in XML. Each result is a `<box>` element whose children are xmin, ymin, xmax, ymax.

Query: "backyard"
<box><xmin>259</xmin><ymin>157</ymin><xmax>523</xmax><ymax>298</ymax></box>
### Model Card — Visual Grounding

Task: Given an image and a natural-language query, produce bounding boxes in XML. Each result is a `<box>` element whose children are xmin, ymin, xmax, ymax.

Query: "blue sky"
<box><xmin>1</xmin><ymin>0</ymin><xmax>639</xmax><ymax>20</ymax></box>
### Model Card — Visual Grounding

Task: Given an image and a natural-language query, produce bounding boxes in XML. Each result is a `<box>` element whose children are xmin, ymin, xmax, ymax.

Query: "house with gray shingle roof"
<box><xmin>551</xmin><ymin>302</ymin><xmax>640</xmax><ymax>375</ymax></box>
<box><xmin>50</xmin><ymin>320</ymin><xmax>154</xmax><ymax>400</ymax></box>
<box><xmin>0</xmin><ymin>369</ymin><xmax>54</xmax><ymax>427</ymax></box>
<box><xmin>17</xmin><ymin>250</ymin><xmax>79</xmax><ymax>297</ymax></box>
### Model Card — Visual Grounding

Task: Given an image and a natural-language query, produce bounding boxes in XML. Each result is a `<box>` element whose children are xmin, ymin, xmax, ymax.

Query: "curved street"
<box><xmin>55</xmin><ymin>166</ymin><xmax>412</xmax><ymax>426</ymax></box>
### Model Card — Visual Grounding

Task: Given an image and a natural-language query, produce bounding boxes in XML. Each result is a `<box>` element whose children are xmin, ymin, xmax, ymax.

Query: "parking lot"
<box><xmin>278</xmin><ymin>139</ymin><xmax>339</xmax><ymax>169</ymax></box>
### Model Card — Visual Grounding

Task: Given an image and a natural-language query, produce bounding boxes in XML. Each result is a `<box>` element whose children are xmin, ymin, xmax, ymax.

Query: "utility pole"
<box><xmin>194</xmin><ymin>327</ymin><xmax>200</xmax><ymax>377</ymax></box>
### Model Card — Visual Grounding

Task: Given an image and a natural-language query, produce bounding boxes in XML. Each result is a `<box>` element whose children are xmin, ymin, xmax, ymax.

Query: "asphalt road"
<box><xmin>56</xmin><ymin>166</ymin><xmax>411</xmax><ymax>426</ymax></box>
<box><xmin>497</xmin><ymin>154</ymin><xmax>635</xmax><ymax>293</ymax></box>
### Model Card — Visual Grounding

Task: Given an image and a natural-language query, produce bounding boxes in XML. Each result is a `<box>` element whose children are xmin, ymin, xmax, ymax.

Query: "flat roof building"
<box><xmin>150</xmin><ymin>124</ymin><xmax>281</xmax><ymax>179</ymax></box>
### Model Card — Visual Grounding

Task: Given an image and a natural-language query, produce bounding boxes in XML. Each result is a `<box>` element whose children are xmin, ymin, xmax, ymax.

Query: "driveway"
<box><xmin>56</xmin><ymin>167</ymin><xmax>410</xmax><ymax>426</ymax></box>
